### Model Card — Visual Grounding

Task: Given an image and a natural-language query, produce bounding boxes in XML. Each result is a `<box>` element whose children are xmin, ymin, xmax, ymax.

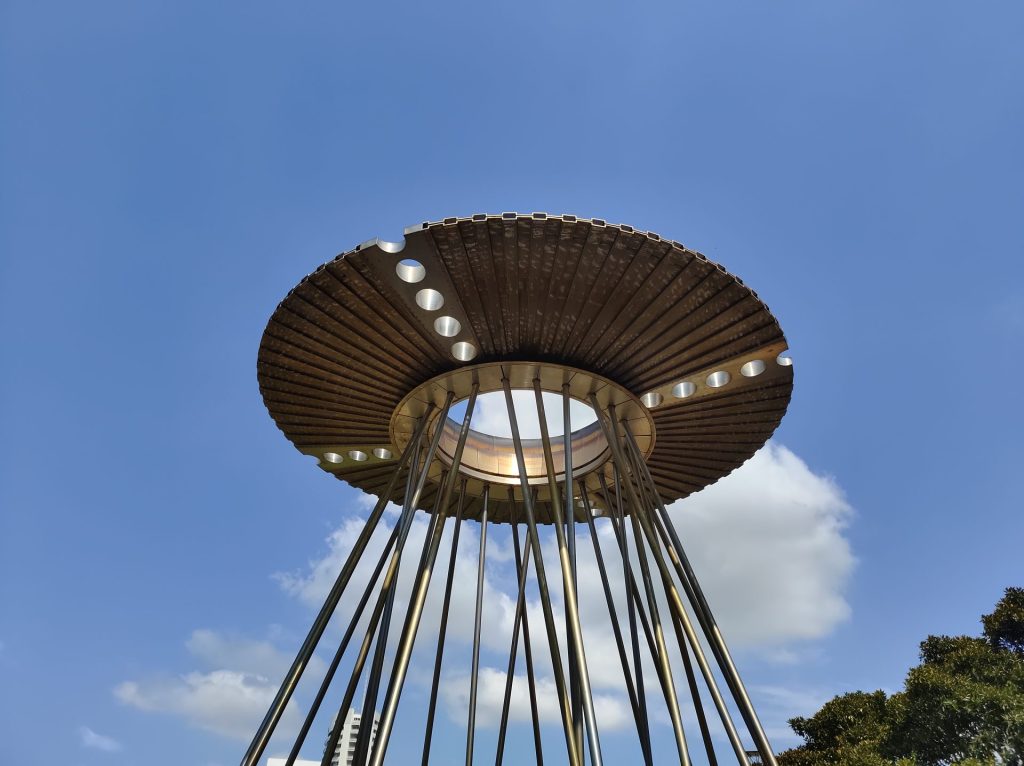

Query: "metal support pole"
<box><xmin>284</xmin><ymin>522</ymin><xmax>400</xmax><ymax>766</ymax></box>
<box><xmin>591</xmin><ymin>399</ymin><xmax>747</xmax><ymax>764</ymax></box>
<box><xmin>597</xmin><ymin>471</ymin><xmax>652</xmax><ymax>750</ymax></box>
<box><xmin>422</xmin><ymin>479</ymin><xmax>468</xmax><ymax>765</ymax></box>
<box><xmin>532</xmin><ymin>379</ymin><xmax>603</xmax><ymax>766</ymax></box>
<box><xmin>367</xmin><ymin>387</ymin><xmax>480</xmax><ymax>766</ymax></box>
<box><xmin>561</xmin><ymin>385</ymin><xmax>584</xmax><ymax>758</ymax></box>
<box><xmin>622</xmin><ymin>422</ymin><xmax>778</xmax><ymax>766</ymax></box>
<box><xmin>465</xmin><ymin>484</ymin><xmax>489</xmax><ymax>766</ymax></box>
<box><xmin>318</xmin><ymin>464</ymin><xmax>442</xmax><ymax>766</ymax></box>
<box><xmin>322</xmin><ymin>393</ymin><xmax>456</xmax><ymax>766</ymax></box>
<box><xmin>578</xmin><ymin>484</ymin><xmax>653</xmax><ymax>766</ymax></box>
<box><xmin>502</xmin><ymin>377</ymin><xmax>582</xmax><ymax>766</ymax></box>
<box><xmin>619</xmin><ymin>428</ymin><xmax>717</xmax><ymax>765</ymax></box>
<box><xmin>599</xmin><ymin>469</ymin><xmax>689</xmax><ymax>758</ymax></box>
<box><xmin>241</xmin><ymin>408</ymin><xmax>433</xmax><ymax>766</ymax></box>
<box><xmin>627</xmin><ymin>490</ymin><xmax>692</xmax><ymax>766</ymax></box>
<box><xmin>351</xmin><ymin>391</ymin><xmax>460</xmax><ymax>766</ymax></box>
<box><xmin>496</xmin><ymin>495</ymin><xmax>543</xmax><ymax>766</ymax></box>
<box><xmin>365</xmin><ymin>483</ymin><xmax>454</xmax><ymax>766</ymax></box>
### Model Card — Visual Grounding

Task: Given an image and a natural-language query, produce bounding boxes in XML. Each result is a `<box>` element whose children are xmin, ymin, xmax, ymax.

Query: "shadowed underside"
<box><xmin>257</xmin><ymin>213</ymin><xmax>793</xmax><ymax>520</ymax></box>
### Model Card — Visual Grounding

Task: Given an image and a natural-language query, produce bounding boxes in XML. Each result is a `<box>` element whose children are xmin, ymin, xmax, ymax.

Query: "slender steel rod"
<box><xmin>421</xmin><ymin>480</ymin><xmax>467</xmax><ymax>765</ymax></box>
<box><xmin>367</xmin><ymin>387</ymin><xmax>480</xmax><ymax>766</ymax></box>
<box><xmin>495</xmin><ymin>496</ymin><xmax>542</xmax><ymax>766</ymax></box>
<box><xmin>594</xmin><ymin>403</ymin><xmax>747</xmax><ymax>764</ymax></box>
<box><xmin>365</xmin><ymin>484</ymin><xmax>454</xmax><ymax>766</ymax></box>
<box><xmin>622</xmin><ymin>422</ymin><xmax>778</xmax><ymax>766</ymax></box>
<box><xmin>284</xmin><ymin>522</ymin><xmax>401</xmax><ymax>766</ymax></box>
<box><xmin>620</xmin><ymin>428</ymin><xmax>717</xmax><ymax>765</ymax></box>
<box><xmin>667</xmin><ymin>592</ymin><xmax>720</xmax><ymax>766</ymax></box>
<box><xmin>240</xmin><ymin>408</ymin><xmax>433</xmax><ymax>766</ymax></box>
<box><xmin>532</xmin><ymin>379</ymin><xmax>603</xmax><ymax>766</ymax></box>
<box><xmin>599</xmin><ymin>472</ymin><xmax>673</xmax><ymax>709</ymax></box>
<box><xmin>627</xmin><ymin>490</ymin><xmax>692</xmax><ymax>766</ymax></box>
<box><xmin>631</xmin><ymin>495</ymin><xmax>748</xmax><ymax>764</ymax></box>
<box><xmin>465</xmin><ymin>484</ymin><xmax>489</xmax><ymax>766</ymax></box>
<box><xmin>319</xmin><ymin>449</ymin><xmax>439</xmax><ymax>766</ymax></box>
<box><xmin>352</xmin><ymin>391</ymin><xmax>459</xmax><ymax>766</ymax></box>
<box><xmin>519</xmin><ymin>499</ymin><xmax>545</xmax><ymax>766</ymax></box>
<box><xmin>502</xmin><ymin>377</ymin><xmax>581</xmax><ymax>766</ymax></box>
<box><xmin>520</xmin><ymin>528</ymin><xmax>544</xmax><ymax>766</ymax></box>
<box><xmin>578</xmin><ymin>484</ymin><xmax>653</xmax><ymax>766</ymax></box>
<box><xmin>561</xmin><ymin>385</ymin><xmax>584</xmax><ymax>759</ymax></box>
<box><xmin>322</xmin><ymin>401</ymin><xmax>446</xmax><ymax>766</ymax></box>
<box><xmin>598</xmin><ymin>470</ymin><xmax>652</xmax><ymax>749</ymax></box>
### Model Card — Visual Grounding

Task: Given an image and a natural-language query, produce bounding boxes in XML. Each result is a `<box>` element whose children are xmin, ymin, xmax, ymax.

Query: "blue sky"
<box><xmin>2</xmin><ymin>1</ymin><xmax>1023</xmax><ymax>764</ymax></box>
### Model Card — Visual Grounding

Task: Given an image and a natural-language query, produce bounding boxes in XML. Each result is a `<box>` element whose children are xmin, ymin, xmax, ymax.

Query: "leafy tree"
<box><xmin>778</xmin><ymin>588</ymin><xmax>1024</xmax><ymax>766</ymax></box>
<box><xmin>983</xmin><ymin>587</ymin><xmax>1024</xmax><ymax>654</ymax></box>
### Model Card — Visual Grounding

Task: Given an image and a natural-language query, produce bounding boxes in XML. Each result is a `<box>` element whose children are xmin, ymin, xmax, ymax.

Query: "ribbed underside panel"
<box><xmin>257</xmin><ymin>214</ymin><xmax>792</xmax><ymax>518</ymax></box>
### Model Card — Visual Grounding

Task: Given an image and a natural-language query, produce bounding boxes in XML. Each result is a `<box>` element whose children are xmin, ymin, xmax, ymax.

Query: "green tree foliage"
<box><xmin>778</xmin><ymin>588</ymin><xmax>1024</xmax><ymax>766</ymax></box>
<box><xmin>983</xmin><ymin>587</ymin><xmax>1024</xmax><ymax>654</ymax></box>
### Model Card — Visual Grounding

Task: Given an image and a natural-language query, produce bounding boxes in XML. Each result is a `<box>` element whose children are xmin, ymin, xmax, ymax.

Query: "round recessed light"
<box><xmin>672</xmin><ymin>381</ymin><xmax>696</xmax><ymax>398</ymax></box>
<box><xmin>395</xmin><ymin>259</ymin><xmax>425</xmax><ymax>283</ymax></box>
<box><xmin>776</xmin><ymin>354</ymin><xmax>793</xmax><ymax>367</ymax></box>
<box><xmin>348</xmin><ymin>450</ymin><xmax>368</xmax><ymax>462</ymax></box>
<box><xmin>434</xmin><ymin>315</ymin><xmax>461</xmax><ymax>337</ymax></box>
<box><xmin>740</xmin><ymin>359</ymin><xmax>766</xmax><ymax>377</ymax></box>
<box><xmin>706</xmin><ymin>370</ymin><xmax>731</xmax><ymax>388</ymax></box>
<box><xmin>641</xmin><ymin>392</ymin><xmax>663</xmax><ymax>408</ymax></box>
<box><xmin>372</xmin><ymin>447</ymin><xmax>392</xmax><ymax>460</ymax></box>
<box><xmin>451</xmin><ymin>341</ymin><xmax>477</xmax><ymax>362</ymax></box>
<box><xmin>322</xmin><ymin>452</ymin><xmax>344</xmax><ymax>464</ymax></box>
<box><xmin>415</xmin><ymin>288</ymin><xmax>444</xmax><ymax>311</ymax></box>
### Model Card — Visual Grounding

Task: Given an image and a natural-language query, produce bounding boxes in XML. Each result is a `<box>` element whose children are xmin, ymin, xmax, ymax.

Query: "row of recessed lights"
<box><xmin>640</xmin><ymin>353</ymin><xmax>793</xmax><ymax>408</ymax></box>
<box><xmin>397</xmin><ymin>259</ymin><xmax>478</xmax><ymax>362</ymax></box>
<box><xmin>322</xmin><ymin>447</ymin><xmax>393</xmax><ymax>465</ymax></box>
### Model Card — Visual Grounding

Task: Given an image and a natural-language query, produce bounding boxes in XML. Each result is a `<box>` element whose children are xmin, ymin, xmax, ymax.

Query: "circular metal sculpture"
<box><xmin>245</xmin><ymin>213</ymin><xmax>793</xmax><ymax>766</ymax></box>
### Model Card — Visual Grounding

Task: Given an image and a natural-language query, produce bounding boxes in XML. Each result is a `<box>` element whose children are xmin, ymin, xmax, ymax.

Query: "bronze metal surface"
<box><xmin>257</xmin><ymin>213</ymin><xmax>793</xmax><ymax>521</ymax></box>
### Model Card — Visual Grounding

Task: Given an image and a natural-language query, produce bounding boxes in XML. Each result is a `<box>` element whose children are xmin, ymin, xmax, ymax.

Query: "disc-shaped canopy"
<box><xmin>257</xmin><ymin>213</ymin><xmax>793</xmax><ymax>519</ymax></box>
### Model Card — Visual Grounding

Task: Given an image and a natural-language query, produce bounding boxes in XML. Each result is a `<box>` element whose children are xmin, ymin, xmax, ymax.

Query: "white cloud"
<box><xmin>439</xmin><ymin>667</ymin><xmax>630</xmax><ymax>731</ymax></box>
<box><xmin>666</xmin><ymin>442</ymin><xmax>854</xmax><ymax>649</ymax></box>
<box><xmin>114</xmin><ymin>630</ymin><xmax>311</xmax><ymax>742</ymax></box>
<box><xmin>78</xmin><ymin>725</ymin><xmax>122</xmax><ymax>752</ymax></box>
<box><xmin>115</xmin><ymin>670</ymin><xmax>290</xmax><ymax>741</ymax></box>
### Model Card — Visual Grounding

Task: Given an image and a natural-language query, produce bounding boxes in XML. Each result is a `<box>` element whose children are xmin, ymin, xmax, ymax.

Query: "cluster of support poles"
<box><xmin>240</xmin><ymin>380</ymin><xmax>778</xmax><ymax>766</ymax></box>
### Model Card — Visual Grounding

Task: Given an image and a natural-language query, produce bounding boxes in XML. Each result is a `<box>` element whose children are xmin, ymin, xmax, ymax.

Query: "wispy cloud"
<box><xmin>114</xmin><ymin>630</ymin><xmax>314</xmax><ymax>741</ymax></box>
<box><xmin>79</xmin><ymin>725</ymin><xmax>122</xmax><ymax>752</ymax></box>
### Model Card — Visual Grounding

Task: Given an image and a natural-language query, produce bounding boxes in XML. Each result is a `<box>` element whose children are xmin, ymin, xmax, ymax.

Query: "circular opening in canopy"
<box><xmin>740</xmin><ymin>359</ymin><xmax>766</xmax><ymax>377</ymax></box>
<box><xmin>322</xmin><ymin>452</ymin><xmax>344</xmax><ymax>464</ymax></box>
<box><xmin>434</xmin><ymin>316</ymin><xmax>462</xmax><ymax>337</ymax></box>
<box><xmin>438</xmin><ymin>390</ymin><xmax>608</xmax><ymax>486</ymax></box>
<box><xmin>415</xmin><ymin>288</ymin><xmax>444</xmax><ymax>311</ymax></box>
<box><xmin>451</xmin><ymin>341</ymin><xmax>477</xmax><ymax>361</ymax></box>
<box><xmin>372</xmin><ymin>447</ymin><xmax>393</xmax><ymax>460</ymax></box>
<box><xmin>706</xmin><ymin>370</ymin><xmax>731</xmax><ymax>388</ymax></box>
<box><xmin>348</xmin><ymin>450</ymin><xmax>368</xmax><ymax>462</ymax></box>
<box><xmin>396</xmin><ymin>259</ymin><xmax>426</xmax><ymax>283</ymax></box>
<box><xmin>672</xmin><ymin>381</ymin><xmax>696</xmax><ymax>398</ymax></box>
<box><xmin>640</xmin><ymin>392</ymin><xmax>663</xmax><ymax>408</ymax></box>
